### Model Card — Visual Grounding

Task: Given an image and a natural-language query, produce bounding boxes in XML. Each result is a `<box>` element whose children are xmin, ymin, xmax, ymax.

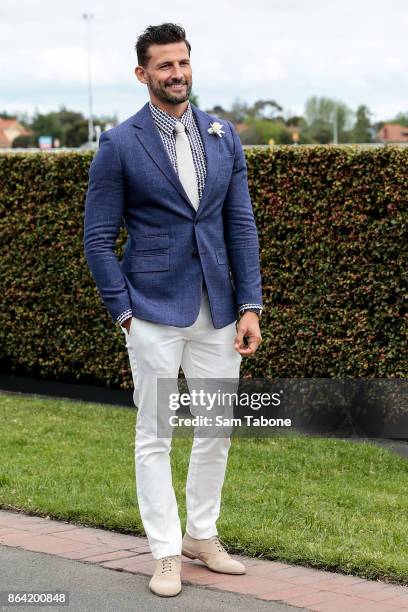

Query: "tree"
<box><xmin>189</xmin><ymin>90</ymin><xmax>199</xmax><ymax>107</ymax></box>
<box><xmin>390</xmin><ymin>112</ymin><xmax>408</xmax><ymax>127</ymax></box>
<box><xmin>205</xmin><ymin>105</ymin><xmax>230</xmax><ymax>120</ymax></box>
<box><xmin>303</xmin><ymin>96</ymin><xmax>354</xmax><ymax>143</ymax></box>
<box><xmin>285</xmin><ymin>115</ymin><xmax>305</xmax><ymax>127</ymax></box>
<box><xmin>0</xmin><ymin>111</ymin><xmax>17</xmax><ymax>119</ymax></box>
<box><xmin>239</xmin><ymin>117</ymin><xmax>292</xmax><ymax>145</ymax></box>
<box><xmin>206</xmin><ymin>97</ymin><xmax>293</xmax><ymax>144</ymax></box>
<box><xmin>349</xmin><ymin>105</ymin><xmax>373</xmax><ymax>143</ymax></box>
<box><xmin>30</xmin><ymin>110</ymin><xmax>63</xmax><ymax>144</ymax></box>
<box><xmin>229</xmin><ymin>99</ymin><xmax>250</xmax><ymax>123</ymax></box>
<box><xmin>28</xmin><ymin>106</ymin><xmax>116</xmax><ymax>147</ymax></box>
<box><xmin>12</xmin><ymin>134</ymin><xmax>36</xmax><ymax>148</ymax></box>
<box><xmin>249</xmin><ymin>99</ymin><xmax>284</xmax><ymax>120</ymax></box>
<box><xmin>205</xmin><ymin>99</ymin><xmax>250</xmax><ymax>124</ymax></box>
<box><xmin>64</xmin><ymin>119</ymin><xmax>89</xmax><ymax>147</ymax></box>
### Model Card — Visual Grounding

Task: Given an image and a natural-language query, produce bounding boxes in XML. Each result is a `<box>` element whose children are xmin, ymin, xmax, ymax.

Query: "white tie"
<box><xmin>174</xmin><ymin>120</ymin><xmax>199</xmax><ymax>211</ymax></box>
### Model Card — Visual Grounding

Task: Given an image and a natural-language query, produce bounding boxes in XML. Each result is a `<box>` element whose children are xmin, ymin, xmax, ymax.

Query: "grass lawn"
<box><xmin>1</xmin><ymin>391</ymin><xmax>408</xmax><ymax>584</ymax></box>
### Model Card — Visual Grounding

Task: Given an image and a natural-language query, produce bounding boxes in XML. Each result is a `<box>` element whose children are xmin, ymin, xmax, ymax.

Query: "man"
<box><xmin>84</xmin><ymin>23</ymin><xmax>263</xmax><ymax>597</ymax></box>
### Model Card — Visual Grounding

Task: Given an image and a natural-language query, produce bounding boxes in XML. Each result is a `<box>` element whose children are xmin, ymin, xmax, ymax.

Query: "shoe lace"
<box><xmin>210</xmin><ymin>536</ymin><xmax>228</xmax><ymax>554</ymax></box>
<box><xmin>160</xmin><ymin>555</ymin><xmax>179</xmax><ymax>574</ymax></box>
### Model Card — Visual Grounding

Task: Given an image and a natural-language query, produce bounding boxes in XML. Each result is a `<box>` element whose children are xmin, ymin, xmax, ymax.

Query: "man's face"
<box><xmin>136</xmin><ymin>41</ymin><xmax>192</xmax><ymax>105</ymax></box>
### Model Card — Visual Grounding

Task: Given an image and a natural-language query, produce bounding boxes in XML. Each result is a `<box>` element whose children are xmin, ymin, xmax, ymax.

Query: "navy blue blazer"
<box><xmin>83</xmin><ymin>101</ymin><xmax>262</xmax><ymax>329</ymax></box>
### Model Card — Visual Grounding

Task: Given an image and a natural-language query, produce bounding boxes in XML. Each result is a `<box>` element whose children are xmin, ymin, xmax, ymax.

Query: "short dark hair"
<box><xmin>135</xmin><ymin>23</ymin><xmax>191</xmax><ymax>68</ymax></box>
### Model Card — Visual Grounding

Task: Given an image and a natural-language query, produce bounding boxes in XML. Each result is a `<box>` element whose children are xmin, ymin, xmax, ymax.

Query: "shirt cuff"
<box><xmin>117</xmin><ymin>309</ymin><xmax>133</xmax><ymax>326</ymax></box>
<box><xmin>238</xmin><ymin>303</ymin><xmax>263</xmax><ymax>316</ymax></box>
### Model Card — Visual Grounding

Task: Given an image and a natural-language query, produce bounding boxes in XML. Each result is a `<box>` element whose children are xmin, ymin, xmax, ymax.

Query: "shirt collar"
<box><xmin>149</xmin><ymin>100</ymin><xmax>195</xmax><ymax>136</ymax></box>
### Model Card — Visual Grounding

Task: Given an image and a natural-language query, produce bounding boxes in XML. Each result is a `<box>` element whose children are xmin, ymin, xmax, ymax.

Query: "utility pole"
<box><xmin>83</xmin><ymin>13</ymin><xmax>94</xmax><ymax>145</ymax></box>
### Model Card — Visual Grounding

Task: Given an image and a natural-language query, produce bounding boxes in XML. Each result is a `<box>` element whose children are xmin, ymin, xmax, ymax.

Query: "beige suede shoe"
<box><xmin>149</xmin><ymin>555</ymin><xmax>182</xmax><ymax>597</ymax></box>
<box><xmin>182</xmin><ymin>533</ymin><xmax>246</xmax><ymax>574</ymax></box>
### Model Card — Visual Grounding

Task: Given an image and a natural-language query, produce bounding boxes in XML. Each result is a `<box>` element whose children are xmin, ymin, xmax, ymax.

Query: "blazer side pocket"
<box><xmin>127</xmin><ymin>253</ymin><xmax>169</xmax><ymax>272</ymax></box>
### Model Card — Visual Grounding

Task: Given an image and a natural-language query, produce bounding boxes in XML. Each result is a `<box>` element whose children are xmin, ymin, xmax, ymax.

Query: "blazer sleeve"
<box><xmin>222</xmin><ymin>121</ymin><xmax>263</xmax><ymax>308</ymax></box>
<box><xmin>83</xmin><ymin>131</ymin><xmax>132</xmax><ymax>324</ymax></box>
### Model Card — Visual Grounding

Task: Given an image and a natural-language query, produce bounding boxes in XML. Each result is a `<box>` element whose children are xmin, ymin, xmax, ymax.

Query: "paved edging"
<box><xmin>0</xmin><ymin>509</ymin><xmax>407</xmax><ymax>611</ymax></box>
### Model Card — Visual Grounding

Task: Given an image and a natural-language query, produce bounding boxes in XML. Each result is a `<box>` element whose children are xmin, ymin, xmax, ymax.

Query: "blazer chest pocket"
<box><xmin>126</xmin><ymin>234</ymin><xmax>170</xmax><ymax>273</ymax></box>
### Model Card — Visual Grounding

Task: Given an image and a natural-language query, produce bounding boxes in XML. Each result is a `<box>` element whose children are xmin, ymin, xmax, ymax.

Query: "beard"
<box><xmin>147</xmin><ymin>75</ymin><xmax>192</xmax><ymax>105</ymax></box>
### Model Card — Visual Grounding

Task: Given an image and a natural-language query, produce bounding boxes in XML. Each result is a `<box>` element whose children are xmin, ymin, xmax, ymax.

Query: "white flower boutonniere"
<box><xmin>208</xmin><ymin>121</ymin><xmax>225</xmax><ymax>138</ymax></box>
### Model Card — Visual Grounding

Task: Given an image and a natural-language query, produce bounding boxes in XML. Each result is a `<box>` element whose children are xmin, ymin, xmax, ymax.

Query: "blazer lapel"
<box><xmin>132</xmin><ymin>103</ymin><xmax>193</xmax><ymax>210</ymax></box>
<box><xmin>191</xmin><ymin>104</ymin><xmax>220</xmax><ymax>218</ymax></box>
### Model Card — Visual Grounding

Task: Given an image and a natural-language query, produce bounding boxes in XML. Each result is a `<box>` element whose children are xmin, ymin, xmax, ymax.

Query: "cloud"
<box><xmin>1</xmin><ymin>0</ymin><xmax>407</xmax><ymax>123</ymax></box>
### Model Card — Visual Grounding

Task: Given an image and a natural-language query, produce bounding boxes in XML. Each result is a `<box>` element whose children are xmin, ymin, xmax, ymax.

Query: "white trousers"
<box><xmin>120</xmin><ymin>286</ymin><xmax>241</xmax><ymax>559</ymax></box>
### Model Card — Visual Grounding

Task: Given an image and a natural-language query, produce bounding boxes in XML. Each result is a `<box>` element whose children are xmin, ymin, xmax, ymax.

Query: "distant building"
<box><xmin>0</xmin><ymin>118</ymin><xmax>33</xmax><ymax>148</ymax></box>
<box><xmin>377</xmin><ymin>123</ymin><xmax>408</xmax><ymax>143</ymax></box>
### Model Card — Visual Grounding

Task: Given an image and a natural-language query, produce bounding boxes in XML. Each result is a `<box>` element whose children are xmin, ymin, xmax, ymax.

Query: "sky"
<box><xmin>1</xmin><ymin>0</ymin><xmax>407</xmax><ymax>124</ymax></box>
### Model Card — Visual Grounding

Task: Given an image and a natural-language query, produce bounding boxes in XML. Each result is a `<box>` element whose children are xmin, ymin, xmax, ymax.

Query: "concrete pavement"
<box><xmin>1</xmin><ymin>509</ymin><xmax>408</xmax><ymax>611</ymax></box>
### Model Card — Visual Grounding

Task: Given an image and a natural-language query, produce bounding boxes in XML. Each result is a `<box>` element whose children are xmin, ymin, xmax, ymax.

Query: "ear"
<box><xmin>135</xmin><ymin>66</ymin><xmax>147</xmax><ymax>84</ymax></box>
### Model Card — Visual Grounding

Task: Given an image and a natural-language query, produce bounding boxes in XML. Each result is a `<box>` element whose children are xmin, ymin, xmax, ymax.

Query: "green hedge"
<box><xmin>0</xmin><ymin>146</ymin><xmax>407</xmax><ymax>390</ymax></box>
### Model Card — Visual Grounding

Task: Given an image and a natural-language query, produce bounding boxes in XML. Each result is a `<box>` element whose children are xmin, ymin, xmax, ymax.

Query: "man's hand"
<box><xmin>234</xmin><ymin>312</ymin><xmax>262</xmax><ymax>356</ymax></box>
<box><xmin>121</xmin><ymin>317</ymin><xmax>132</xmax><ymax>335</ymax></box>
